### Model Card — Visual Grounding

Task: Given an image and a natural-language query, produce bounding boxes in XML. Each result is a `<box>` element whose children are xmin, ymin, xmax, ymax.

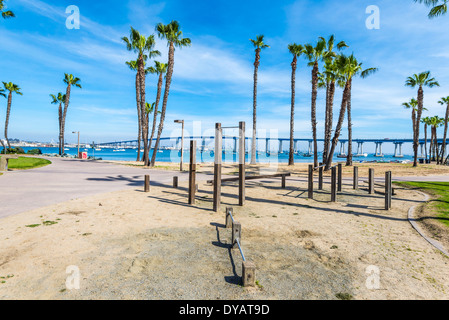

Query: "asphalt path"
<box><xmin>0</xmin><ymin>158</ymin><xmax>204</xmax><ymax>219</ymax></box>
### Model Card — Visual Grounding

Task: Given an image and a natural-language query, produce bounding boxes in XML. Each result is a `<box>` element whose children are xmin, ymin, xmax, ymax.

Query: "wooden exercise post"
<box><xmin>213</xmin><ymin>123</ymin><xmax>223</xmax><ymax>212</ymax></box>
<box><xmin>144</xmin><ymin>175</ymin><xmax>150</xmax><ymax>193</ymax></box>
<box><xmin>385</xmin><ymin>171</ymin><xmax>392</xmax><ymax>210</ymax></box>
<box><xmin>353</xmin><ymin>166</ymin><xmax>359</xmax><ymax>190</ymax></box>
<box><xmin>308</xmin><ymin>164</ymin><xmax>314</xmax><ymax>199</ymax></box>
<box><xmin>239</xmin><ymin>121</ymin><xmax>245</xmax><ymax>206</ymax></box>
<box><xmin>318</xmin><ymin>163</ymin><xmax>324</xmax><ymax>190</ymax></box>
<box><xmin>173</xmin><ymin>176</ymin><xmax>178</xmax><ymax>188</ymax></box>
<box><xmin>188</xmin><ymin>140</ymin><xmax>197</xmax><ymax>205</ymax></box>
<box><xmin>331</xmin><ymin>166</ymin><xmax>337</xmax><ymax>202</ymax></box>
<box><xmin>337</xmin><ymin>163</ymin><xmax>342</xmax><ymax>192</ymax></box>
<box><xmin>368</xmin><ymin>168</ymin><xmax>374</xmax><ymax>194</ymax></box>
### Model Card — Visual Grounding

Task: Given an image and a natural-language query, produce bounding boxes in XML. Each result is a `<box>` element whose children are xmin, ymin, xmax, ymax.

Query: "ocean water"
<box><xmin>7</xmin><ymin>146</ymin><xmax>415</xmax><ymax>164</ymax></box>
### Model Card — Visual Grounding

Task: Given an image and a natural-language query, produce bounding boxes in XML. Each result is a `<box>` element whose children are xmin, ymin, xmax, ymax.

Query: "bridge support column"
<box><xmin>279</xmin><ymin>140</ymin><xmax>283</xmax><ymax>154</ymax></box>
<box><xmin>419</xmin><ymin>143</ymin><xmax>424</xmax><ymax>158</ymax></box>
<box><xmin>266</xmin><ymin>138</ymin><xmax>269</xmax><ymax>154</ymax></box>
<box><xmin>394</xmin><ymin>143</ymin><xmax>404</xmax><ymax>158</ymax></box>
<box><xmin>308</xmin><ymin>141</ymin><xmax>312</xmax><ymax>155</ymax></box>
<box><xmin>375</xmin><ymin>142</ymin><xmax>384</xmax><ymax>157</ymax></box>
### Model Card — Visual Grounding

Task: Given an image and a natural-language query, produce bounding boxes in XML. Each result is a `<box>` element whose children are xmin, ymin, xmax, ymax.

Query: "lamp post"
<box><xmin>174</xmin><ymin>120</ymin><xmax>184</xmax><ymax>171</ymax></box>
<box><xmin>72</xmin><ymin>131</ymin><xmax>80</xmax><ymax>158</ymax></box>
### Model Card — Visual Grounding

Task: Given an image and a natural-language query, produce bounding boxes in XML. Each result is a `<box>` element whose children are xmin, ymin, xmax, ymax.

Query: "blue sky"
<box><xmin>1</xmin><ymin>0</ymin><xmax>449</xmax><ymax>149</ymax></box>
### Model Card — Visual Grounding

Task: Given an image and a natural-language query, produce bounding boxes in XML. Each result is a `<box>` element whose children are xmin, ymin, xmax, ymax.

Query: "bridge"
<box><xmin>96</xmin><ymin>137</ymin><xmax>447</xmax><ymax>158</ymax></box>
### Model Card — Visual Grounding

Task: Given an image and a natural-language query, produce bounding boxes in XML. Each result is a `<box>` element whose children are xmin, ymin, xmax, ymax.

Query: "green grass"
<box><xmin>395</xmin><ymin>181</ymin><xmax>449</xmax><ymax>227</ymax></box>
<box><xmin>0</xmin><ymin>157</ymin><xmax>51</xmax><ymax>170</ymax></box>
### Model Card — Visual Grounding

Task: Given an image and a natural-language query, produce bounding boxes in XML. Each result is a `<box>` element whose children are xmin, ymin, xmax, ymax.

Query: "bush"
<box><xmin>27</xmin><ymin>148</ymin><xmax>42</xmax><ymax>155</ymax></box>
<box><xmin>5</xmin><ymin>147</ymin><xmax>25</xmax><ymax>154</ymax></box>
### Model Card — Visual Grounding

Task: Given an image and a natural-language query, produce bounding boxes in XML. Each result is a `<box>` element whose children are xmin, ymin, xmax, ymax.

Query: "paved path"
<box><xmin>0</xmin><ymin>158</ymin><xmax>204</xmax><ymax>219</ymax></box>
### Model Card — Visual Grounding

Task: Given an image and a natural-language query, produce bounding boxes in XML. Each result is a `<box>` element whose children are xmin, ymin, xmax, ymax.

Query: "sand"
<box><xmin>1</xmin><ymin>162</ymin><xmax>449</xmax><ymax>300</ymax></box>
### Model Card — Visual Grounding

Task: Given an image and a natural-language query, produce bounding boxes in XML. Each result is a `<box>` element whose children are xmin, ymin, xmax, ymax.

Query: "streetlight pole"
<box><xmin>174</xmin><ymin>120</ymin><xmax>184</xmax><ymax>171</ymax></box>
<box><xmin>72</xmin><ymin>131</ymin><xmax>80</xmax><ymax>158</ymax></box>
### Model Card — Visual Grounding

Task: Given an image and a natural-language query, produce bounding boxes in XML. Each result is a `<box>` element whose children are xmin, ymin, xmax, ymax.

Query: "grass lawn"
<box><xmin>0</xmin><ymin>156</ymin><xmax>51</xmax><ymax>170</ymax></box>
<box><xmin>395</xmin><ymin>181</ymin><xmax>449</xmax><ymax>228</ymax></box>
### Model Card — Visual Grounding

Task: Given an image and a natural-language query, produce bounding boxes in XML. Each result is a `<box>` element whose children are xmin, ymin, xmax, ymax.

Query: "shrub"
<box><xmin>6</xmin><ymin>147</ymin><xmax>25</xmax><ymax>154</ymax></box>
<box><xmin>27</xmin><ymin>148</ymin><xmax>42</xmax><ymax>155</ymax></box>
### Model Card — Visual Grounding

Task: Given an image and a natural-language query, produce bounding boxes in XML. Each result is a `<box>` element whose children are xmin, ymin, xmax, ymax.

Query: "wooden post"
<box><xmin>353</xmin><ymin>166</ymin><xmax>359</xmax><ymax>190</ymax></box>
<box><xmin>242</xmin><ymin>261</ymin><xmax>256</xmax><ymax>287</ymax></box>
<box><xmin>213</xmin><ymin>123</ymin><xmax>222</xmax><ymax>212</ymax></box>
<box><xmin>188</xmin><ymin>140</ymin><xmax>197</xmax><ymax>205</ymax></box>
<box><xmin>226</xmin><ymin>207</ymin><xmax>233</xmax><ymax>228</ymax></box>
<box><xmin>337</xmin><ymin>163</ymin><xmax>342</xmax><ymax>192</ymax></box>
<box><xmin>173</xmin><ymin>176</ymin><xmax>178</xmax><ymax>188</ymax></box>
<box><xmin>318</xmin><ymin>163</ymin><xmax>323</xmax><ymax>190</ymax></box>
<box><xmin>385</xmin><ymin>171</ymin><xmax>392</xmax><ymax>210</ymax></box>
<box><xmin>281</xmin><ymin>175</ymin><xmax>286</xmax><ymax>189</ymax></box>
<box><xmin>388</xmin><ymin>171</ymin><xmax>393</xmax><ymax>209</ymax></box>
<box><xmin>369</xmin><ymin>168</ymin><xmax>374</xmax><ymax>194</ymax></box>
<box><xmin>232</xmin><ymin>221</ymin><xmax>241</xmax><ymax>248</ymax></box>
<box><xmin>239</xmin><ymin>121</ymin><xmax>246</xmax><ymax>206</ymax></box>
<box><xmin>144</xmin><ymin>175</ymin><xmax>150</xmax><ymax>193</ymax></box>
<box><xmin>331</xmin><ymin>166</ymin><xmax>337</xmax><ymax>202</ymax></box>
<box><xmin>308</xmin><ymin>164</ymin><xmax>314</xmax><ymax>199</ymax></box>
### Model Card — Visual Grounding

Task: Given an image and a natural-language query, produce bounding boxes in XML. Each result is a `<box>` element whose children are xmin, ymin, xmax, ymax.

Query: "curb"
<box><xmin>407</xmin><ymin>190</ymin><xmax>449</xmax><ymax>257</ymax></box>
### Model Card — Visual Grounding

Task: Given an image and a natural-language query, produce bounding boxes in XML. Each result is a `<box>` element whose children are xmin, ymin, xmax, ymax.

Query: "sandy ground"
<box><xmin>1</xmin><ymin>163</ymin><xmax>449</xmax><ymax>300</ymax></box>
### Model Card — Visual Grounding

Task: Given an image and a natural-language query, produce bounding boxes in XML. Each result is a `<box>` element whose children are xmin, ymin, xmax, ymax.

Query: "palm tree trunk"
<box><xmin>146</xmin><ymin>72</ymin><xmax>163</xmax><ymax>167</ymax></box>
<box><xmin>289</xmin><ymin>55</ymin><xmax>297</xmax><ymax>166</ymax></box>
<box><xmin>311</xmin><ymin>62</ymin><xmax>319</xmax><ymax>169</ymax></box>
<box><xmin>424</xmin><ymin>123</ymin><xmax>428</xmax><ymax>161</ymax></box>
<box><xmin>62</xmin><ymin>83</ymin><xmax>72</xmax><ymax>156</ymax></box>
<box><xmin>414</xmin><ymin>86</ymin><xmax>424</xmax><ymax>167</ymax></box>
<box><xmin>0</xmin><ymin>139</ymin><xmax>5</xmax><ymax>154</ymax></box>
<box><xmin>58</xmin><ymin>103</ymin><xmax>63</xmax><ymax>155</ymax></box>
<box><xmin>322</xmin><ymin>80</ymin><xmax>330</xmax><ymax>165</ymax></box>
<box><xmin>135</xmin><ymin>72</ymin><xmax>142</xmax><ymax>162</ymax></box>
<box><xmin>251</xmin><ymin>48</ymin><xmax>261</xmax><ymax>165</ymax></box>
<box><xmin>4</xmin><ymin>92</ymin><xmax>12</xmax><ymax>149</ymax></box>
<box><xmin>151</xmin><ymin>41</ymin><xmax>175</xmax><ymax>167</ymax></box>
<box><xmin>440</xmin><ymin>103</ymin><xmax>449</xmax><ymax>164</ymax></box>
<box><xmin>326</xmin><ymin>79</ymin><xmax>351</xmax><ymax>170</ymax></box>
<box><xmin>323</xmin><ymin>81</ymin><xmax>335</xmax><ymax>166</ymax></box>
<box><xmin>346</xmin><ymin>85</ymin><xmax>353</xmax><ymax>166</ymax></box>
<box><xmin>137</xmin><ymin>54</ymin><xmax>149</xmax><ymax>165</ymax></box>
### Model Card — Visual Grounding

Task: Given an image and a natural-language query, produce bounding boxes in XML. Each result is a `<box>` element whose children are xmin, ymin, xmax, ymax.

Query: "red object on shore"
<box><xmin>78</xmin><ymin>152</ymin><xmax>87</xmax><ymax>159</ymax></box>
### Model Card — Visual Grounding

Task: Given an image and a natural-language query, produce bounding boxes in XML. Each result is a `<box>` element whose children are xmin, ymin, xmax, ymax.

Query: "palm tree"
<box><xmin>50</xmin><ymin>92</ymin><xmax>67</xmax><ymax>155</ymax></box>
<box><xmin>0</xmin><ymin>87</ymin><xmax>6</xmax><ymax>153</ymax></box>
<box><xmin>304</xmin><ymin>36</ymin><xmax>346</xmax><ymax>168</ymax></box>
<box><xmin>146</xmin><ymin>61</ymin><xmax>168</xmax><ymax>166</ymax></box>
<box><xmin>0</xmin><ymin>0</ymin><xmax>15</xmax><ymax>19</ymax></box>
<box><xmin>325</xmin><ymin>54</ymin><xmax>377</xmax><ymax>169</ymax></box>
<box><xmin>428</xmin><ymin>115</ymin><xmax>444</xmax><ymax>162</ymax></box>
<box><xmin>122</xmin><ymin>27</ymin><xmax>161</xmax><ymax>165</ymax></box>
<box><xmin>405</xmin><ymin>71</ymin><xmax>439</xmax><ymax>166</ymax></box>
<box><xmin>438</xmin><ymin>96</ymin><xmax>449</xmax><ymax>164</ymax></box>
<box><xmin>248</xmin><ymin>35</ymin><xmax>270</xmax><ymax>165</ymax></box>
<box><xmin>150</xmin><ymin>21</ymin><xmax>191</xmax><ymax>167</ymax></box>
<box><xmin>61</xmin><ymin>74</ymin><xmax>81</xmax><ymax>154</ymax></box>
<box><xmin>319</xmin><ymin>36</ymin><xmax>348</xmax><ymax>165</ymax></box>
<box><xmin>415</xmin><ymin>0</ymin><xmax>448</xmax><ymax>18</ymax></box>
<box><xmin>125</xmin><ymin>59</ymin><xmax>158</xmax><ymax>162</ymax></box>
<box><xmin>421</xmin><ymin>116</ymin><xmax>431</xmax><ymax>161</ymax></box>
<box><xmin>403</xmin><ymin>98</ymin><xmax>426</xmax><ymax>160</ymax></box>
<box><xmin>2</xmin><ymin>82</ymin><xmax>22</xmax><ymax>149</ymax></box>
<box><xmin>287</xmin><ymin>43</ymin><xmax>304</xmax><ymax>166</ymax></box>
<box><xmin>321</xmin><ymin>60</ymin><xmax>345</xmax><ymax>166</ymax></box>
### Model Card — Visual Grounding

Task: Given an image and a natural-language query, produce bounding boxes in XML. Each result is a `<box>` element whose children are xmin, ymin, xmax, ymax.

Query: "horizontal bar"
<box><xmin>207</xmin><ymin>173</ymin><xmax>291</xmax><ymax>184</ymax></box>
<box><xmin>236</xmin><ymin>238</ymin><xmax>246</xmax><ymax>262</ymax></box>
